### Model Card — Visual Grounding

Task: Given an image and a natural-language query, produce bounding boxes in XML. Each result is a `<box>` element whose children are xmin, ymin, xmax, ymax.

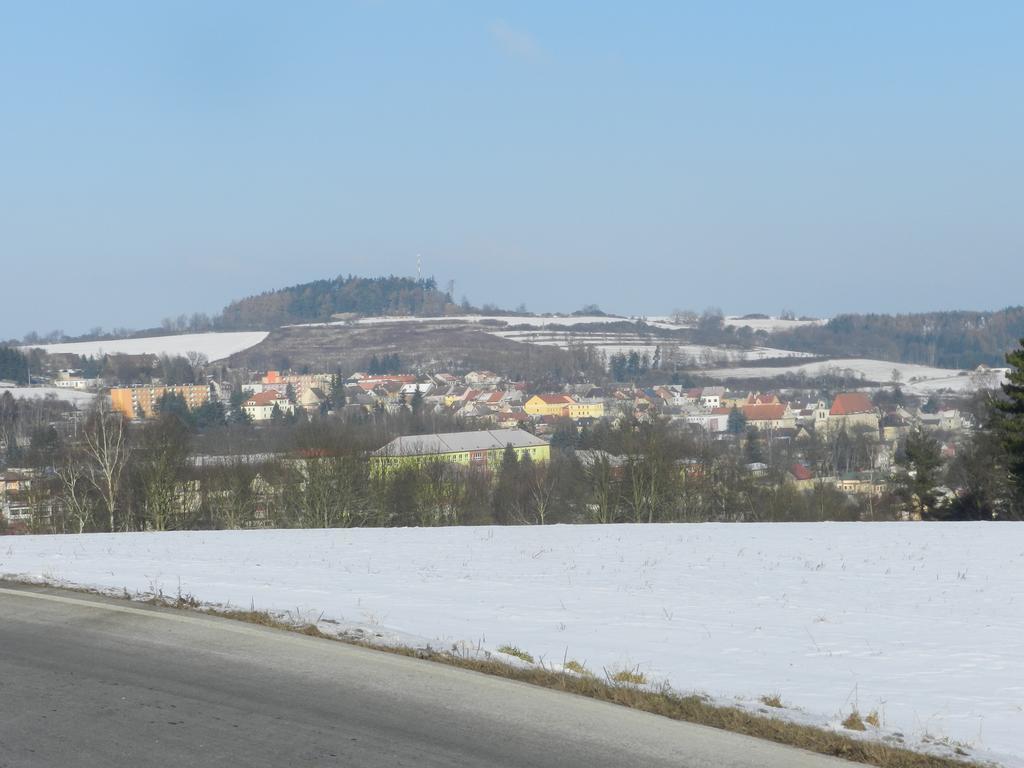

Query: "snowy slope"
<box><xmin>704</xmin><ymin>358</ymin><xmax>1008</xmax><ymax>393</ymax></box>
<box><xmin>0</xmin><ymin>386</ymin><xmax>96</xmax><ymax>406</ymax></box>
<box><xmin>22</xmin><ymin>331</ymin><xmax>269</xmax><ymax>362</ymax></box>
<box><xmin>2</xmin><ymin>522</ymin><xmax>1021</xmax><ymax>765</ymax></box>
<box><xmin>725</xmin><ymin>316</ymin><xmax>828</xmax><ymax>332</ymax></box>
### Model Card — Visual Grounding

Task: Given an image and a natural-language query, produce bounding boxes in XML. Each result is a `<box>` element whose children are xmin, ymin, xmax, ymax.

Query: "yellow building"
<box><xmin>110</xmin><ymin>384</ymin><xmax>211</xmax><ymax>419</ymax></box>
<box><xmin>372</xmin><ymin>429</ymin><xmax>549</xmax><ymax>474</ymax></box>
<box><xmin>524</xmin><ymin>395</ymin><xmax>604</xmax><ymax>420</ymax></box>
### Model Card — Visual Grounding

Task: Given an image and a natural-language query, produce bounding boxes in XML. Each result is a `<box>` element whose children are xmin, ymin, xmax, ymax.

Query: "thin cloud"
<box><xmin>489</xmin><ymin>19</ymin><xmax>543</xmax><ymax>63</ymax></box>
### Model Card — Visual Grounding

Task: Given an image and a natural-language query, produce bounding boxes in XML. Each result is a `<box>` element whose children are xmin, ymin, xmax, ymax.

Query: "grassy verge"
<box><xmin>3</xmin><ymin>580</ymin><xmax>993</xmax><ymax>768</ymax></box>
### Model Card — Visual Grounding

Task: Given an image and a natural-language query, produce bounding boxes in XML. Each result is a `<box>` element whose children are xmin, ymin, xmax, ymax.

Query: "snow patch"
<box><xmin>22</xmin><ymin>332</ymin><xmax>269</xmax><ymax>362</ymax></box>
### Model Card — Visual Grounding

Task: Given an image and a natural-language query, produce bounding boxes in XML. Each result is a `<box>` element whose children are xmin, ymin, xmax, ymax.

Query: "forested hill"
<box><xmin>770</xmin><ymin>307</ymin><xmax>1024</xmax><ymax>368</ymax></box>
<box><xmin>216</xmin><ymin>275</ymin><xmax>460</xmax><ymax>329</ymax></box>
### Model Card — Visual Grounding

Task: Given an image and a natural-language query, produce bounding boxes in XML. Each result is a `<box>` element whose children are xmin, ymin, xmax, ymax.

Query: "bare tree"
<box><xmin>56</xmin><ymin>448</ymin><xmax>96</xmax><ymax>533</ymax></box>
<box><xmin>81</xmin><ymin>401</ymin><xmax>132</xmax><ymax>532</ymax></box>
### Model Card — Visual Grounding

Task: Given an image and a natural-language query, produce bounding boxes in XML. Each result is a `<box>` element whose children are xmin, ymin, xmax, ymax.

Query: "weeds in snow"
<box><xmin>496</xmin><ymin>644</ymin><xmax>534</xmax><ymax>664</ymax></box>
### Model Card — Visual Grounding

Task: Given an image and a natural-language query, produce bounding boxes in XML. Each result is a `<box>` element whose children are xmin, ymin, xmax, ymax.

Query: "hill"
<box><xmin>216</xmin><ymin>275</ymin><xmax>463</xmax><ymax>330</ymax></box>
<box><xmin>769</xmin><ymin>306</ymin><xmax>1024</xmax><ymax>369</ymax></box>
<box><xmin>228</xmin><ymin>320</ymin><xmax>601</xmax><ymax>382</ymax></box>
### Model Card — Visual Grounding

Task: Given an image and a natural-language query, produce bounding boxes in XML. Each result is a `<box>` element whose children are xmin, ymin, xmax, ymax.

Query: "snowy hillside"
<box><xmin>22</xmin><ymin>331</ymin><xmax>269</xmax><ymax>362</ymax></box>
<box><xmin>704</xmin><ymin>358</ymin><xmax>1008</xmax><ymax>393</ymax></box>
<box><xmin>724</xmin><ymin>316</ymin><xmax>828</xmax><ymax>332</ymax></box>
<box><xmin>3</xmin><ymin>522</ymin><xmax>1021</xmax><ymax>765</ymax></box>
<box><xmin>0</xmin><ymin>386</ymin><xmax>96</xmax><ymax>406</ymax></box>
<box><xmin>489</xmin><ymin>329</ymin><xmax>813</xmax><ymax>364</ymax></box>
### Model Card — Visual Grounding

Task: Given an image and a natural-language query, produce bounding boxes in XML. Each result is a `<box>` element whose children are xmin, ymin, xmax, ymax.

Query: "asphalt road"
<box><xmin>0</xmin><ymin>584</ymin><xmax>854</xmax><ymax>768</ymax></box>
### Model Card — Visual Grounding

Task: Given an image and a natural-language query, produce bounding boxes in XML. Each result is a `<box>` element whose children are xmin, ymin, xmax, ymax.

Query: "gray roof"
<box><xmin>373</xmin><ymin>429</ymin><xmax>547</xmax><ymax>457</ymax></box>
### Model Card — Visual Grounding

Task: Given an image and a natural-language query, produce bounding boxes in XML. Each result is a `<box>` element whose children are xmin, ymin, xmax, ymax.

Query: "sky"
<box><xmin>1</xmin><ymin>1</ymin><xmax>1022</xmax><ymax>338</ymax></box>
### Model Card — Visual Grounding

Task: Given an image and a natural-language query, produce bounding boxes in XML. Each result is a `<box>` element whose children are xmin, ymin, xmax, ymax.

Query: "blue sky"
<box><xmin>2</xmin><ymin>1</ymin><xmax>1022</xmax><ymax>337</ymax></box>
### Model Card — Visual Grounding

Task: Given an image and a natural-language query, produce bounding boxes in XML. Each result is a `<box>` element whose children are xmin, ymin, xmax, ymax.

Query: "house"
<box><xmin>371</xmin><ymin>429</ymin><xmax>549</xmax><ymax>473</ymax></box>
<box><xmin>261</xmin><ymin>370</ymin><xmax>333</xmax><ymax>400</ymax></box>
<box><xmin>822</xmin><ymin>392</ymin><xmax>879</xmax><ymax>436</ymax></box>
<box><xmin>681</xmin><ymin>407</ymin><xmax>730</xmax><ymax>434</ymax></box>
<box><xmin>54</xmin><ymin>370</ymin><xmax>100</xmax><ymax>391</ymax></box>
<box><xmin>699</xmin><ymin>386</ymin><xmax>726</xmax><ymax>409</ymax></box>
<box><xmin>465</xmin><ymin>371</ymin><xmax>502</xmax><ymax>386</ymax></box>
<box><xmin>787</xmin><ymin>463</ymin><xmax>815</xmax><ymax>490</ymax></box>
<box><xmin>1</xmin><ymin>469</ymin><xmax>36</xmax><ymax>524</ymax></box>
<box><xmin>242</xmin><ymin>391</ymin><xmax>295</xmax><ymax>421</ymax></box>
<box><xmin>298</xmin><ymin>387</ymin><xmax>329</xmax><ymax>414</ymax></box>
<box><xmin>917</xmin><ymin>409</ymin><xmax>963</xmax><ymax>433</ymax></box>
<box><xmin>524</xmin><ymin>394</ymin><xmax>575</xmax><ymax>417</ymax></box>
<box><xmin>742</xmin><ymin>402</ymin><xmax>796</xmax><ymax>431</ymax></box>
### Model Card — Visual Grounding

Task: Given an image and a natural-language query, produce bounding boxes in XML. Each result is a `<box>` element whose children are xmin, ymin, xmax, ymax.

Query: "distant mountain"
<box><xmin>769</xmin><ymin>307</ymin><xmax>1024</xmax><ymax>369</ymax></box>
<box><xmin>216</xmin><ymin>275</ymin><xmax>463</xmax><ymax>330</ymax></box>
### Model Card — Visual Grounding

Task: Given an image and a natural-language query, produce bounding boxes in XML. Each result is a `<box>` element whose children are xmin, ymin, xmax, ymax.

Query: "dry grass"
<box><xmin>866</xmin><ymin>710</ymin><xmax>881</xmax><ymax>728</ymax></box>
<box><xmin>562</xmin><ymin>660</ymin><xmax>590</xmax><ymax>676</ymax></box>
<box><xmin>1</xmin><ymin>579</ymin><xmax>989</xmax><ymax>768</ymax></box>
<box><xmin>843</xmin><ymin>710</ymin><xmax>868</xmax><ymax>731</ymax></box>
<box><xmin>495</xmin><ymin>644</ymin><xmax>534</xmax><ymax>664</ymax></box>
<box><xmin>760</xmin><ymin>693</ymin><xmax>785</xmax><ymax>708</ymax></box>
<box><xmin>608</xmin><ymin>667</ymin><xmax>647</xmax><ymax>686</ymax></box>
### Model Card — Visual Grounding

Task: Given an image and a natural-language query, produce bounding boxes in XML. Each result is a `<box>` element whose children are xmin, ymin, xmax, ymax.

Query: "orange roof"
<box><xmin>742</xmin><ymin>403</ymin><xmax>787</xmax><ymax>421</ymax></box>
<box><xmin>535</xmin><ymin>394</ymin><xmax>574</xmax><ymax>405</ymax></box>
<box><xmin>830</xmin><ymin>393</ymin><xmax>875</xmax><ymax>416</ymax></box>
<box><xmin>245</xmin><ymin>390</ymin><xmax>287</xmax><ymax>406</ymax></box>
<box><xmin>789</xmin><ymin>463</ymin><xmax>813</xmax><ymax>481</ymax></box>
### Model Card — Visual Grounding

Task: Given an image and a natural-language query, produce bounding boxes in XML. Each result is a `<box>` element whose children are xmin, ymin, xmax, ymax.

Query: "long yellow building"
<box><xmin>524</xmin><ymin>394</ymin><xmax>604</xmax><ymax>420</ymax></box>
<box><xmin>110</xmin><ymin>384</ymin><xmax>211</xmax><ymax>419</ymax></box>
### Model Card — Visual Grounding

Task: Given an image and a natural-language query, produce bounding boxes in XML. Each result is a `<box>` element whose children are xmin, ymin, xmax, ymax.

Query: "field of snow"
<box><xmin>0</xmin><ymin>386</ymin><xmax>95</xmax><ymax>406</ymax></box>
<box><xmin>490</xmin><ymin>330</ymin><xmax>813</xmax><ymax>365</ymax></box>
<box><xmin>725</xmin><ymin>316</ymin><xmax>828</xmax><ymax>332</ymax></box>
<box><xmin>704</xmin><ymin>358</ymin><xmax>1008</xmax><ymax>393</ymax></box>
<box><xmin>22</xmin><ymin>331</ymin><xmax>269</xmax><ymax>362</ymax></box>
<box><xmin>3</xmin><ymin>522</ymin><xmax>1021</xmax><ymax>765</ymax></box>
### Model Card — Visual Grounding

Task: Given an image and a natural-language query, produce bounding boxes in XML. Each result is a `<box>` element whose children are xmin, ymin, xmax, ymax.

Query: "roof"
<box><xmin>742</xmin><ymin>403</ymin><xmax>787</xmax><ymax>421</ymax></box>
<box><xmin>789</xmin><ymin>463</ymin><xmax>813</xmax><ymax>481</ymax></box>
<box><xmin>244</xmin><ymin>390</ymin><xmax>288</xmax><ymax>407</ymax></box>
<box><xmin>830</xmin><ymin>392</ymin><xmax>875</xmax><ymax>416</ymax></box>
<box><xmin>373</xmin><ymin>429</ymin><xmax>548</xmax><ymax>457</ymax></box>
<box><xmin>532</xmin><ymin>394</ymin><xmax>574</xmax><ymax>405</ymax></box>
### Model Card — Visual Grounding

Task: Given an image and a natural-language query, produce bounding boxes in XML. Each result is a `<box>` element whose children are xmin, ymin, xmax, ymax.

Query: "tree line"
<box><xmin>771</xmin><ymin>307</ymin><xmax>1024</xmax><ymax>369</ymax></box>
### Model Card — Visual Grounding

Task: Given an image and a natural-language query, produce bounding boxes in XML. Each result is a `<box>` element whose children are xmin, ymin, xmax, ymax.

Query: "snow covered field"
<box><xmin>725</xmin><ymin>316</ymin><xmax>828</xmax><ymax>333</ymax></box>
<box><xmin>3</xmin><ymin>522</ymin><xmax>1021</xmax><ymax>765</ymax></box>
<box><xmin>0</xmin><ymin>385</ymin><xmax>95</xmax><ymax>406</ymax></box>
<box><xmin>705</xmin><ymin>358</ymin><xmax>1008</xmax><ymax>394</ymax></box>
<box><xmin>22</xmin><ymin>331</ymin><xmax>269</xmax><ymax>362</ymax></box>
<box><xmin>488</xmin><ymin>330</ymin><xmax>813</xmax><ymax>365</ymax></box>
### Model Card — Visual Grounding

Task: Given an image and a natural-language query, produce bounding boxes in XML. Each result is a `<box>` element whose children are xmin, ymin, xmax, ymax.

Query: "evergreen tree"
<box><xmin>0</xmin><ymin>346</ymin><xmax>29</xmax><ymax>385</ymax></box>
<box><xmin>902</xmin><ymin>427</ymin><xmax>943</xmax><ymax>517</ymax></box>
<box><xmin>154</xmin><ymin>392</ymin><xmax>194</xmax><ymax>427</ymax></box>
<box><xmin>727</xmin><ymin>407</ymin><xmax>747</xmax><ymax>436</ymax></box>
<box><xmin>330</xmin><ymin>374</ymin><xmax>347</xmax><ymax>409</ymax></box>
<box><xmin>991</xmin><ymin>338</ymin><xmax>1024</xmax><ymax>510</ymax></box>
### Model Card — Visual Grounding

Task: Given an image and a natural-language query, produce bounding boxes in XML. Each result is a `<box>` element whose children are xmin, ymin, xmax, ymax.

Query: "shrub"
<box><xmin>843</xmin><ymin>709</ymin><xmax>867</xmax><ymax>731</ymax></box>
<box><xmin>496</xmin><ymin>644</ymin><xmax>534</xmax><ymax>664</ymax></box>
<box><xmin>609</xmin><ymin>667</ymin><xmax>647</xmax><ymax>685</ymax></box>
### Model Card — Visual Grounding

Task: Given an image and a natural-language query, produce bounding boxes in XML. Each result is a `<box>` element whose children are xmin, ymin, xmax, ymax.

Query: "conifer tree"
<box><xmin>991</xmin><ymin>338</ymin><xmax>1024</xmax><ymax>509</ymax></box>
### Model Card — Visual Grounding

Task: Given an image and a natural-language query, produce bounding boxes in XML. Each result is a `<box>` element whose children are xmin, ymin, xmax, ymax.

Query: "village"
<box><xmin>1</xmin><ymin>350</ymin><xmax>983</xmax><ymax>532</ymax></box>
